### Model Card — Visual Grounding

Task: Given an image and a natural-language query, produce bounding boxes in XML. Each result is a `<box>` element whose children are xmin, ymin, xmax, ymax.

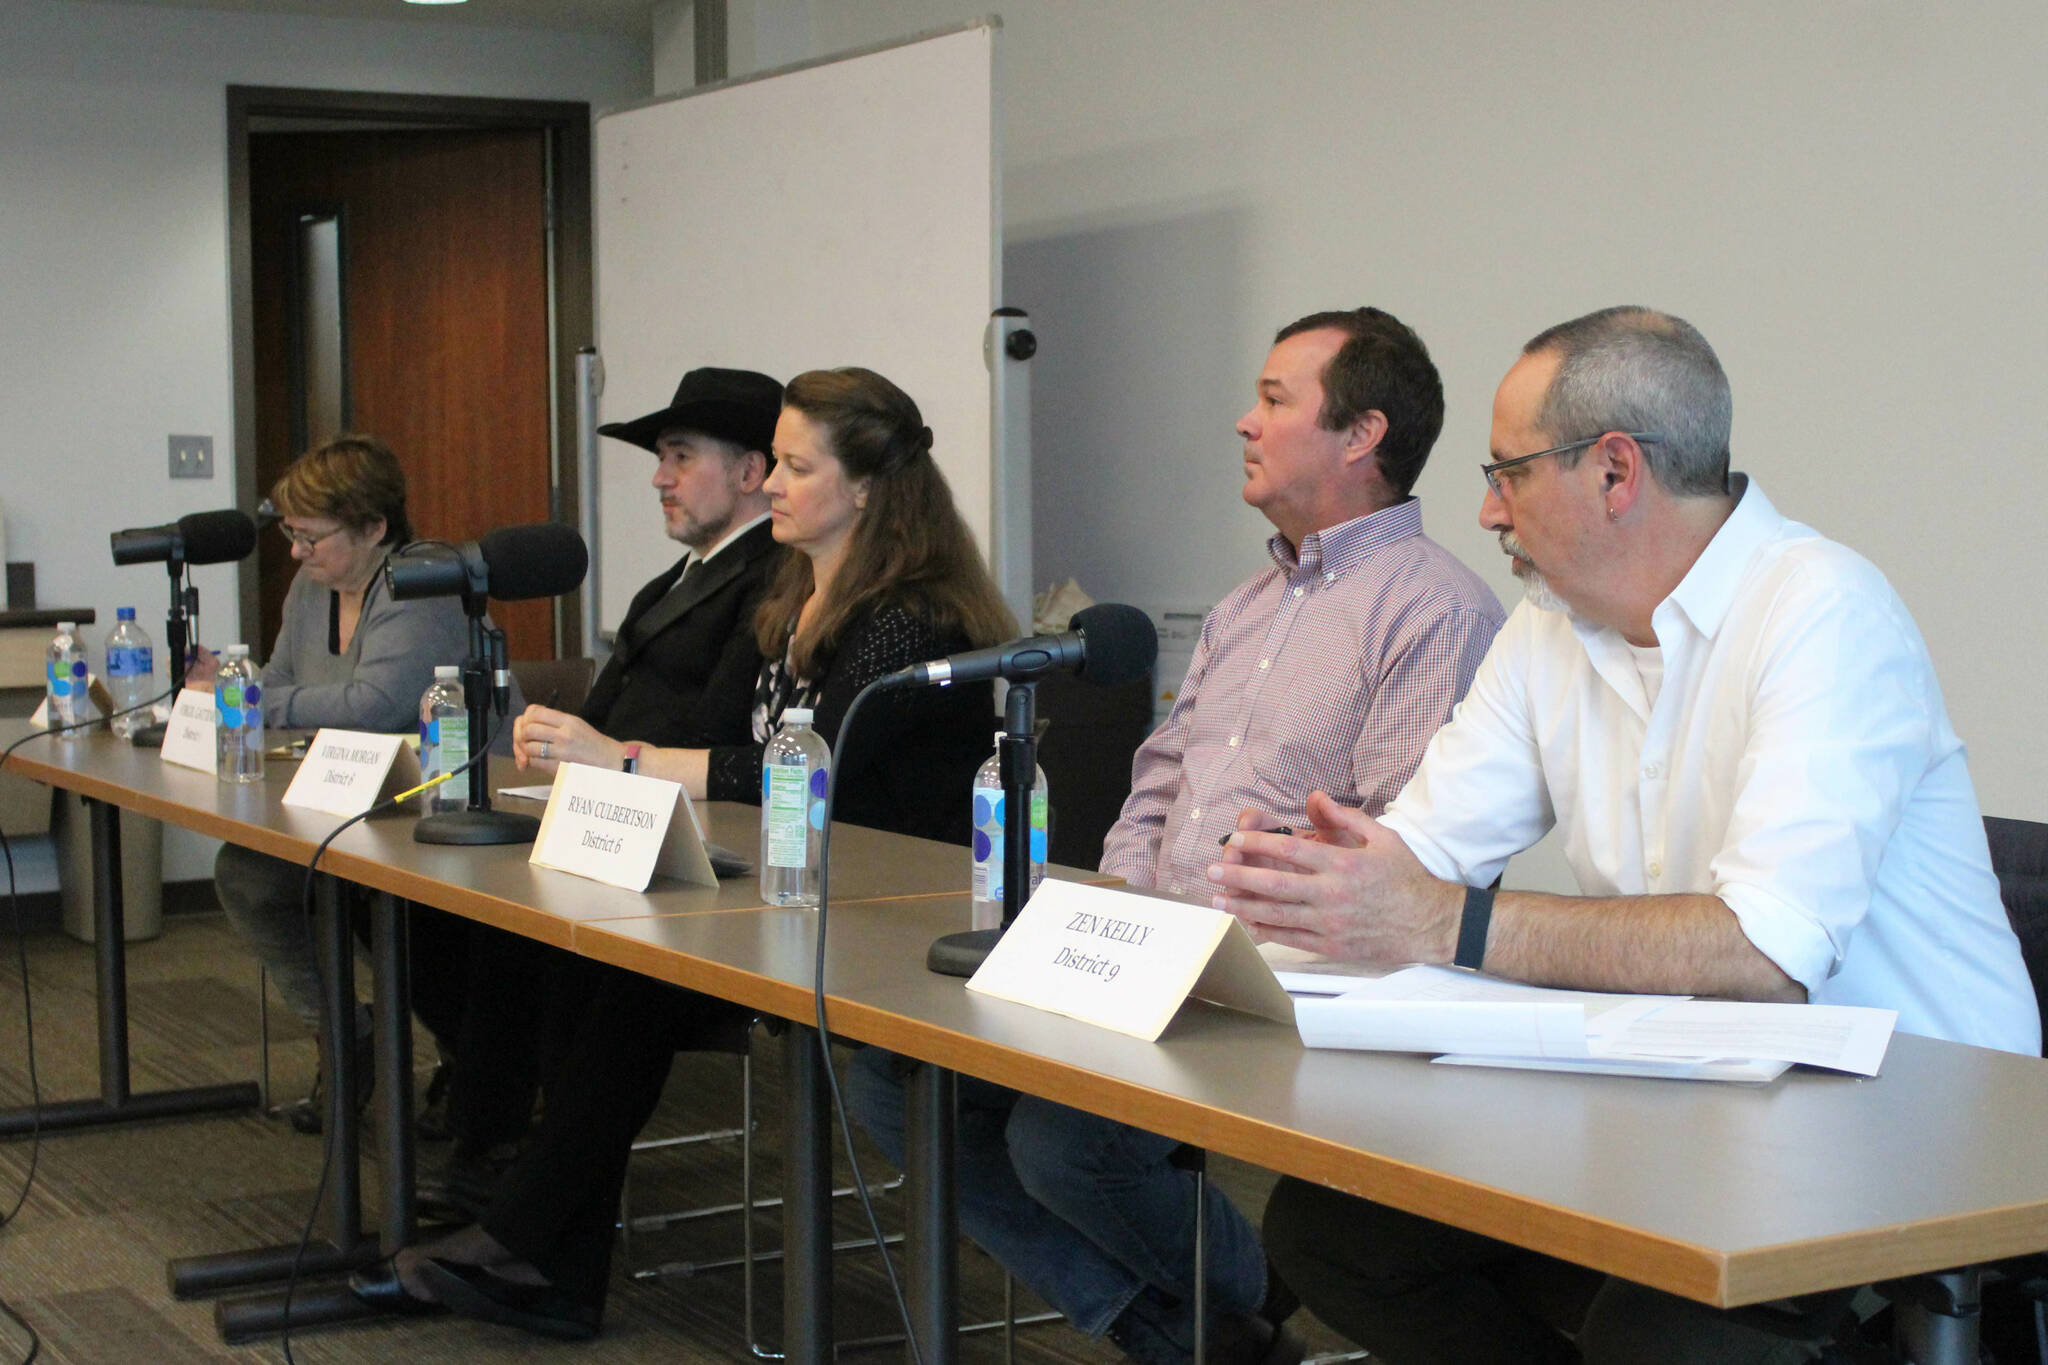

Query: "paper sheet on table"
<box><xmin>1596</xmin><ymin>1000</ymin><xmax>1895</xmax><ymax>1076</ymax></box>
<box><xmin>499</xmin><ymin>784</ymin><xmax>556</xmax><ymax>802</ymax></box>
<box><xmin>1433</xmin><ymin>1053</ymin><xmax>1792</xmax><ymax>1084</ymax></box>
<box><xmin>1293</xmin><ymin>964</ymin><xmax>1670</xmax><ymax>1060</ymax></box>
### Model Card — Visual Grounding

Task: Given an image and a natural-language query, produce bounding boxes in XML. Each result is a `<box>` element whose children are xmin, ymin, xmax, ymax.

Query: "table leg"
<box><xmin>904</xmin><ymin>1061</ymin><xmax>958</xmax><ymax>1365</ymax></box>
<box><xmin>170</xmin><ymin>875</ymin><xmax>378</xmax><ymax>1321</ymax></box>
<box><xmin>1189</xmin><ymin>1146</ymin><xmax>1207</xmax><ymax>1365</ymax></box>
<box><xmin>783</xmin><ymin>1023</ymin><xmax>834</xmax><ymax>1364</ymax></box>
<box><xmin>370</xmin><ymin>893</ymin><xmax>415</xmax><ymax>1252</ymax></box>
<box><xmin>0</xmin><ymin>796</ymin><xmax>259</xmax><ymax>1137</ymax></box>
<box><xmin>1893</xmin><ymin>1267</ymin><xmax>1982</xmax><ymax>1365</ymax></box>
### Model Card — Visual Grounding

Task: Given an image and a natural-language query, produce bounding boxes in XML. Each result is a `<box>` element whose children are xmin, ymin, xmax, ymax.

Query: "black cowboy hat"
<box><xmin>597</xmin><ymin>367</ymin><xmax>783</xmax><ymax>456</ymax></box>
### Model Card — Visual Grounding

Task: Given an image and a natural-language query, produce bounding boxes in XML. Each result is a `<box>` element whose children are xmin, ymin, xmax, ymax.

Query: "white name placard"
<box><xmin>159</xmin><ymin>688</ymin><xmax>218</xmax><ymax>773</ymax></box>
<box><xmin>281</xmin><ymin>729</ymin><xmax>421</xmax><ymax>818</ymax></box>
<box><xmin>967</xmin><ymin>880</ymin><xmax>1296</xmax><ymax>1042</ymax></box>
<box><xmin>529</xmin><ymin>762</ymin><xmax>718</xmax><ymax>892</ymax></box>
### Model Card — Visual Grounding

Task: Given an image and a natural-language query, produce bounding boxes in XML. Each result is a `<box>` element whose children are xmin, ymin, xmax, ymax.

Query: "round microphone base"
<box><xmin>414</xmin><ymin>808</ymin><xmax>541</xmax><ymax>846</ymax></box>
<box><xmin>926</xmin><ymin>926</ymin><xmax>1003</xmax><ymax>978</ymax></box>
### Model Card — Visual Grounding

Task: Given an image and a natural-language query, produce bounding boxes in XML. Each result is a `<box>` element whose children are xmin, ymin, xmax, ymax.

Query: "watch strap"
<box><xmin>1454</xmin><ymin>884</ymin><xmax>1495</xmax><ymax>970</ymax></box>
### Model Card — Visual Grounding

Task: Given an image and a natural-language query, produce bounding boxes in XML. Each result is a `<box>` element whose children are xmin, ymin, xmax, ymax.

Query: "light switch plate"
<box><xmin>169</xmin><ymin>435</ymin><xmax>214</xmax><ymax>479</ymax></box>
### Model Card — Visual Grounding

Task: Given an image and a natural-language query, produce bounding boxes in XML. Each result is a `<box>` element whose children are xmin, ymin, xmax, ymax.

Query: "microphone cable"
<box><xmin>0</xmin><ymin>681</ymin><xmax>180</xmax><ymax>1365</ymax></box>
<box><xmin>808</xmin><ymin>677</ymin><xmax>926</xmax><ymax>1365</ymax></box>
<box><xmin>275</xmin><ymin>711</ymin><xmax>497</xmax><ymax>1365</ymax></box>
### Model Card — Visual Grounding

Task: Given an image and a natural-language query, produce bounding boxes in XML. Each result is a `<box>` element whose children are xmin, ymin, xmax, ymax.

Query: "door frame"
<box><xmin>227</xmin><ymin>85</ymin><xmax>593</xmax><ymax>655</ymax></box>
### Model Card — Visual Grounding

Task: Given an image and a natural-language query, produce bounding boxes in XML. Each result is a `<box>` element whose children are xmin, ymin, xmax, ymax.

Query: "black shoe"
<box><xmin>416</xmin><ymin>1142</ymin><xmax>518</xmax><ymax>1225</ymax></box>
<box><xmin>413</xmin><ymin>1257</ymin><xmax>599</xmax><ymax>1341</ymax></box>
<box><xmin>347</xmin><ymin>1257</ymin><xmax>448</xmax><ymax>1318</ymax></box>
<box><xmin>1208</xmin><ymin>1313</ymin><xmax>1306</xmax><ymax>1365</ymax></box>
<box><xmin>283</xmin><ymin>1006</ymin><xmax>375</xmax><ymax>1135</ymax></box>
<box><xmin>281</xmin><ymin>1061</ymin><xmax>375</xmax><ymax>1135</ymax></box>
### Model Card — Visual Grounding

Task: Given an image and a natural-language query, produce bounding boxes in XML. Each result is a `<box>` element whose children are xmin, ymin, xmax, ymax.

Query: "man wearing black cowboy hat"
<box><xmin>403</xmin><ymin>367</ymin><xmax>786</xmax><ymax>1226</ymax></box>
<box><xmin>561</xmin><ymin>365</ymin><xmax>788</xmax><ymax>753</ymax></box>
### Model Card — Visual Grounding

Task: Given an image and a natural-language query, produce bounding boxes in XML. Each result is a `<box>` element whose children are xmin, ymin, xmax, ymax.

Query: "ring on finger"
<box><xmin>540</xmin><ymin>740</ymin><xmax>550</xmax><ymax>759</ymax></box>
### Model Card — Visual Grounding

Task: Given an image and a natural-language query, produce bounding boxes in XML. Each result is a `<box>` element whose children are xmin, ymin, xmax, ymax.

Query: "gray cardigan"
<box><xmin>262</xmin><ymin>556</ymin><xmax>484</xmax><ymax>735</ymax></box>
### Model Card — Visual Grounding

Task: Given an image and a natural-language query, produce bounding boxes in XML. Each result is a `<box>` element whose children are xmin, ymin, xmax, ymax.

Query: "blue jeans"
<box><xmin>846</xmin><ymin>1047</ymin><xmax>1268</xmax><ymax>1363</ymax></box>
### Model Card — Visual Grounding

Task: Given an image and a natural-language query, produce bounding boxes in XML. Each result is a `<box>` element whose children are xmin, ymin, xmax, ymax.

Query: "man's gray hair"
<box><xmin>1523</xmin><ymin>307</ymin><xmax>1732</xmax><ymax>497</ymax></box>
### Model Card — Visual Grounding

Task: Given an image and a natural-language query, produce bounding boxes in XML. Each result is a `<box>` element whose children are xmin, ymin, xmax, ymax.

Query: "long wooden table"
<box><xmin>10</xmin><ymin>728</ymin><xmax>2048</xmax><ymax>1364</ymax></box>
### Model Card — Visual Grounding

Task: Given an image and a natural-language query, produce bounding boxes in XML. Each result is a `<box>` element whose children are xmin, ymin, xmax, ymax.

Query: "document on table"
<box><xmin>1270</xmin><ymin>954</ymin><xmax>1895</xmax><ymax>1080</ymax></box>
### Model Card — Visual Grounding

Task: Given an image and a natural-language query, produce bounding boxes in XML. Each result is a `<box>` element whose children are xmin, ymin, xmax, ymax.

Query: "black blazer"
<box><xmin>580</xmin><ymin>519</ymin><xmax>784</xmax><ymax>748</ymax></box>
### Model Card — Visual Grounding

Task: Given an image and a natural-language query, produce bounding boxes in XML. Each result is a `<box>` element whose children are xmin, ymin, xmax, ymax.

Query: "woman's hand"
<box><xmin>512</xmin><ymin>705</ymin><xmax>625</xmax><ymax>773</ymax></box>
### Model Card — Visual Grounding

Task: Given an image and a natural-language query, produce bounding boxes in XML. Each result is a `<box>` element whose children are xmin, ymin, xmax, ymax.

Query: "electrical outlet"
<box><xmin>169</xmin><ymin>434</ymin><xmax>214</xmax><ymax>479</ymax></box>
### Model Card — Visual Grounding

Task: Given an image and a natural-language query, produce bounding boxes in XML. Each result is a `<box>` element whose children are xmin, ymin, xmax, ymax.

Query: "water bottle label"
<box><xmin>973</xmin><ymin>784</ymin><xmax>1004</xmax><ymax>897</ymax></box>
<box><xmin>47</xmin><ymin>661</ymin><xmax>74</xmax><ymax>698</ymax></box>
<box><xmin>765</xmin><ymin>762</ymin><xmax>811</xmax><ymax>868</ymax></box>
<box><xmin>421</xmin><ymin>718</ymin><xmax>438</xmax><ymax>748</ymax></box>
<box><xmin>218</xmin><ymin>682</ymin><xmax>264</xmax><ymax>730</ymax></box>
<box><xmin>973</xmin><ymin>784</ymin><xmax>1050</xmax><ymax>902</ymax></box>
<box><xmin>440</xmin><ymin>718</ymin><xmax>469</xmax><ymax>771</ymax></box>
<box><xmin>108</xmin><ymin>647</ymin><xmax>153</xmax><ymax>678</ymax></box>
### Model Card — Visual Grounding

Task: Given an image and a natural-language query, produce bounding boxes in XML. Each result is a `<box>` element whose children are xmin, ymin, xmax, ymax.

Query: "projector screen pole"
<box><xmin>575</xmin><ymin>346</ymin><xmax>604</xmax><ymax>660</ymax></box>
<box><xmin>987</xmin><ymin>308</ymin><xmax>1035</xmax><ymax>631</ymax></box>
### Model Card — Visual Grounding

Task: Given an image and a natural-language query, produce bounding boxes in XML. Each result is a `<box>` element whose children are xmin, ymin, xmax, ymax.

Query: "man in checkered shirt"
<box><xmin>849</xmin><ymin>307</ymin><xmax>1503</xmax><ymax>1364</ymax></box>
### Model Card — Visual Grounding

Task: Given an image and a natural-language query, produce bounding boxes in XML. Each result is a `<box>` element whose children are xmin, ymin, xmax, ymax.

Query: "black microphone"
<box><xmin>385</xmin><ymin>522</ymin><xmax>588</xmax><ymax>603</ymax></box>
<box><xmin>478</xmin><ymin>522</ymin><xmax>589</xmax><ymax>601</ymax></box>
<box><xmin>110</xmin><ymin>509</ymin><xmax>257</xmax><ymax>567</ymax></box>
<box><xmin>882</xmin><ymin>602</ymin><xmax>1157</xmax><ymax>689</ymax></box>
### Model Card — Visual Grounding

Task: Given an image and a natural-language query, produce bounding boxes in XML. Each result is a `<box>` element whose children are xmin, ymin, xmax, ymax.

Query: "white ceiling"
<box><xmin>88</xmin><ymin>0</ymin><xmax>658</xmax><ymax>37</ymax></box>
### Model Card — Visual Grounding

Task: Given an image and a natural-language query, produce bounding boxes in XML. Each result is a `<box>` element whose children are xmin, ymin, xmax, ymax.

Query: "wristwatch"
<box><xmin>621</xmin><ymin>743</ymin><xmax>643</xmax><ymax>775</ymax></box>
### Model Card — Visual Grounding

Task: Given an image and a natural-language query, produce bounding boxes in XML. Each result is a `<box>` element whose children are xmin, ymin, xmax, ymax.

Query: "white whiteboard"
<box><xmin>592</xmin><ymin>21</ymin><xmax>999</xmax><ymax>633</ymax></box>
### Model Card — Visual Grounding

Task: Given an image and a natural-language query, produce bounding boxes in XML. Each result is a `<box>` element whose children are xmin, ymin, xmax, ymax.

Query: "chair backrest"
<box><xmin>508</xmin><ymin>657</ymin><xmax>598</xmax><ymax>715</ymax></box>
<box><xmin>1986</xmin><ymin>816</ymin><xmax>2048</xmax><ymax>1054</ymax></box>
<box><xmin>1034</xmin><ymin>669</ymin><xmax>1154</xmax><ymax>871</ymax></box>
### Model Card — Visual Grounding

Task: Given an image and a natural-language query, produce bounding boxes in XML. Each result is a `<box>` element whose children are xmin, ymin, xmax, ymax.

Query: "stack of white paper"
<box><xmin>1274</xmin><ymin>957</ymin><xmax>1895</xmax><ymax>1083</ymax></box>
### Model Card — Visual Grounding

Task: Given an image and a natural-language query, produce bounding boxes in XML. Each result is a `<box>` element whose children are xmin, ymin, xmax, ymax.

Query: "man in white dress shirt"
<box><xmin>1211</xmin><ymin>306</ymin><xmax>2036</xmax><ymax>1365</ymax></box>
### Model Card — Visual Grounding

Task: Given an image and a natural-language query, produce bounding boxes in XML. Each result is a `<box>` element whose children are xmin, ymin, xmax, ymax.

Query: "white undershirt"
<box><xmin>1626</xmin><ymin>640</ymin><xmax>1664</xmax><ymax>711</ymax></box>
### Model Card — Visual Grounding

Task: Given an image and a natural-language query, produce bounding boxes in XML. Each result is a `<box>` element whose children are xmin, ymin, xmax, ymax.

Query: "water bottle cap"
<box><xmin>435</xmin><ymin>664</ymin><xmax>461</xmax><ymax>680</ymax></box>
<box><xmin>117</xmin><ymin>607</ymin><xmax>136</xmax><ymax>621</ymax></box>
<box><xmin>56</xmin><ymin>621</ymin><xmax>76</xmax><ymax>633</ymax></box>
<box><xmin>783</xmin><ymin>707</ymin><xmax>814</xmax><ymax>725</ymax></box>
<box><xmin>224</xmin><ymin>643</ymin><xmax>250</xmax><ymax>658</ymax></box>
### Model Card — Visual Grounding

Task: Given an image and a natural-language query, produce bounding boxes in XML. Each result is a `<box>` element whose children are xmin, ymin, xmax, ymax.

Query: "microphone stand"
<box><xmin>127</xmin><ymin>558</ymin><xmax>192</xmax><ymax>749</ymax></box>
<box><xmin>927</xmin><ymin>682</ymin><xmax>1038</xmax><ymax>977</ymax></box>
<box><xmin>413</xmin><ymin>600</ymin><xmax>539</xmax><ymax>845</ymax></box>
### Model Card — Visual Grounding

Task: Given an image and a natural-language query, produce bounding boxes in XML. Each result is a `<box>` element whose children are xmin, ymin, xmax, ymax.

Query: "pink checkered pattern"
<box><xmin>1101</xmin><ymin>498</ymin><xmax>1504</xmax><ymax>897</ymax></box>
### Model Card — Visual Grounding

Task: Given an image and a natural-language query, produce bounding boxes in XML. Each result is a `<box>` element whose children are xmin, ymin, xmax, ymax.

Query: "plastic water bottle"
<box><xmin>970</xmin><ymin>746</ymin><xmax>1050</xmax><ymax>929</ymax></box>
<box><xmin>760</xmin><ymin>707</ymin><xmax>830</xmax><ymax>906</ymax></box>
<box><xmin>105</xmin><ymin>608</ymin><xmax>157</xmax><ymax>739</ymax></box>
<box><xmin>215</xmin><ymin>644</ymin><xmax>264</xmax><ymax>783</ymax></box>
<box><xmin>45</xmin><ymin>620</ymin><xmax>89</xmax><ymax>739</ymax></box>
<box><xmin>418</xmin><ymin>665</ymin><xmax>469</xmax><ymax>814</ymax></box>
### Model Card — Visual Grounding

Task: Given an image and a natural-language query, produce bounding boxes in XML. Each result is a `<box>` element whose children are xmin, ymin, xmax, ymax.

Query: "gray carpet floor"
<box><xmin>0</xmin><ymin>901</ymin><xmax>1357</xmax><ymax>1363</ymax></box>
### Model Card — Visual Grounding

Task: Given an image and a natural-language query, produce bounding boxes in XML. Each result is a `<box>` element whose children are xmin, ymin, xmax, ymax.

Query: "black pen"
<box><xmin>1219</xmin><ymin>825</ymin><xmax>1294</xmax><ymax>846</ymax></box>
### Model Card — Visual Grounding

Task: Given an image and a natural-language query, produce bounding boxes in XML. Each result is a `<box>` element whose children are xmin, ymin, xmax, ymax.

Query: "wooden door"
<box><xmin>249</xmin><ymin>128</ymin><xmax>556</xmax><ymax>661</ymax></box>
